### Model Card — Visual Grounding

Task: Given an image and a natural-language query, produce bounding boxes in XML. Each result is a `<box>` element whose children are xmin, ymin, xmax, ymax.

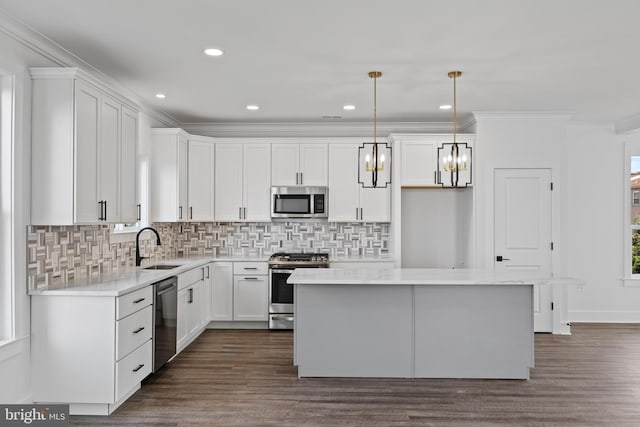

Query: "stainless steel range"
<box><xmin>268</xmin><ymin>252</ymin><xmax>329</xmax><ymax>330</ymax></box>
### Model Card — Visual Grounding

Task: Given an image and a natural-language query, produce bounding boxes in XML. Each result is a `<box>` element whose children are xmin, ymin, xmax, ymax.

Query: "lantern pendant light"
<box><xmin>437</xmin><ymin>71</ymin><xmax>472</xmax><ymax>187</ymax></box>
<box><xmin>358</xmin><ymin>71</ymin><xmax>392</xmax><ymax>189</ymax></box>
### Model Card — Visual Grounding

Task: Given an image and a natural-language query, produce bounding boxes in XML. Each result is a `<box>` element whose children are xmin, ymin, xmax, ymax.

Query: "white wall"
<box><xmin>0</xmin><ymin>27</ymin><xmax>56</xmax><ymax>403</ymax></box>
<box><xmin>566</xmin><ymin>124</ymin><xmax>640</xmax><ymax>322</ymax></box>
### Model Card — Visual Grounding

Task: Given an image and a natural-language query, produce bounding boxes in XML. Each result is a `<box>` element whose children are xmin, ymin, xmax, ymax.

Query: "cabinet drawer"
<box><xmin>115</xmin><ymin>339</ymin><xmax>152</xmax><ymax>401</ymax></box>
<box><xmin>178</xmin><ymin>266</ymin><xmax>206</xmax><ymax>291</ymax></box>
<box><xmin>233</xmin><ymin>262</ymin><xmax>268</xmax><ymax>275</ymax></box>
<box><xmin>116</xmin><ymin>286</ymin><xmax>152</xmax><ymax>320</ymax></box>
<box><xmin>116</xmin><ymin>305</ymin><xmax>153</xmax><ymax>361</ymax></box>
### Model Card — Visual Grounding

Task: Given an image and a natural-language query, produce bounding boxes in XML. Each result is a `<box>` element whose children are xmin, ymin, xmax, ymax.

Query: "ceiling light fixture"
<box><xmin>436</xmin><ymin>71</ymin><xmax>472</xmax><ymax>187</ymax></box>
<box><xmin>204</xmin><ymin>48</ymin><xmax>224</xmax><ymax>56</ymax></box>
<box><xmin>246</xmin><ymin>105</ymin><xmax>259</xmax><ymax>110</ymax></box>
<box><xmin>155</xmin><ymin>93</ymin><xmax>166</xmax><ymax>99</ymax></box>
<box><xmin>343</xmin><ymin>105</ymin><xmax>356</xmax><ymax>110</ymax></box>
<box><xmin>439</xmin><ymin>104</ymin><xmax>452</xmax><ymax>110</ymax></box>
<box><xmin>358</xmin><ymin>71</ymin><xmax>391</xmax><ymax>189</ymax></box>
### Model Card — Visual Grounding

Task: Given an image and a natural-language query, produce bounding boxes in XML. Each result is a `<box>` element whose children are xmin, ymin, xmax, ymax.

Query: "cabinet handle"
<box><xmin>243</xmin><ymin>207</ymin><xmax>247</xmax><ymax>220</ymax></box>
<box><xmin>206</xmin><ymin>266</ymin><xmax>210</xmax><ymax>279</ymax></box>
<box><xmin>133</xmin><ymin>298</ymin><xmax>145</xmax><ymax>304</ymax></box>
<box><xmin>360</xmin><ymin>208</ymin><xmax>363</xmax><ymax>221</ymax></box>
<box><xmin>188</xmin><ymin>288</ymin><xmax>193</xmax><ymax>303</ymax></box>
<box><xmin>104</xmin><ymin>201</ymin><xmax>107</xmax><ymax>221</ymax></box>
<box><xmin>137</xmin><ymin>204</ymin><xmax>141</xmax><ymax>221</ymax></box>
<box><xmin>244</xmin><ymin>277</ymin><xmax>258</xmax><ymax>280</ymax></box>
<box><xmin>179</xmin><ymin>205</ymin><xmax>183</xmax><ymax>220</ymax></box>
<box><xmin>98</xmin><ymin>201</ymin><xmax>104</xmax><ymax>221</ymax></box>
<box><xmin>132</xmin><ymin>364</ymin><xmax>145</xmax><ymax>373</ymax></box>
<box><xmin>272</xmin><ymin>315</ymin><xmax>294</xmax><ymax>322</ymax></box>
<box><xmin>434</xmin><ymin>170</ymin><xmax>437</xmax><ymax>184</ymax></box>
<box><xmin>239</xmin><ymin>207</ymin><xmax>242</xmax><ymax>220</ymax></box>
<box><xmin>190</xmin><ymin>206</ymin><xmax>193</xmax><ymax>220</ymax></box>
<box><xmin>300</xmin><ymin>172</ymin><xmax>303</xmax><ymax>185</ymax></box>
<box><xmin>356</xmin><ymin>207</ymin><xmax>359</xmax><ymax>220</ymax></box>
<box><xmin>133</xmin><ymin>327</ymin><xmax>145</xmax><ymax>334</ymax></box>
<box><xmin>295</xmin><ymin>172</ymin><xmax>299</xmax><ymax>185</ymax></box>
<box><xmin>201</xmin><ymin>267</ymin><xmax>205</xmax><ymax>281</ymax></box>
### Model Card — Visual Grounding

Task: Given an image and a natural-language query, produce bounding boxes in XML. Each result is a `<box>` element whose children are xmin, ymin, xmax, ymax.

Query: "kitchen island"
<box><xmin>289</xmin><ymin>268</ymin><xmax>558</xmax><ymax>380</ymax></box>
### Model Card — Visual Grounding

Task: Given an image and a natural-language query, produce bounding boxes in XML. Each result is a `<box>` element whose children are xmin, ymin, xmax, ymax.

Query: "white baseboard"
<box><xmin>569</xmin><ymin>311</ymin><xmax>640</xmax><ymax>323</ymax></box>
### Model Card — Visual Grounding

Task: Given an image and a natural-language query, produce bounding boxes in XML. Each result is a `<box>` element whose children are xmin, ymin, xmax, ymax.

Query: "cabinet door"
<box><xmin>299</xmin><ymin>143</ymin><xmax>328</xmax><ymax>186</ymax></box>
<box><xmin>215</xmin><ymin>144</ymin><xmax>244</xmax><ymax>221</ymax></box>
<box><xmin>188</xmin><ymin>140</ymin><xmax>215</xmax><ymax>221</ymax></box>
<box><xmin>243</xmin><ymin>144</ymin><xmax>271</xmax><ymax>221</ymax></box>
<box><xmin>359</xmin><ymin>186</ymin><xmax>391</xmax><ymax>222</ymax></box>
<box><xmin>401</xmin><ymin>141</ymin><xmax>438</xmax><ymax>186</ymax></box>
<box><xmin>187</xmin><ymin>282</ymin><xmax>204</xmax><ymax>337</ymax></box>
<box><xmin>177</xmin><ymin>135</ymin><xmax>188</xmax><ymax>221</ymax></box>
<box><xmin>176</xmin><ymin>287</ymin><xmax>190</xmax><ymax>351</ymax></box>
<box><xmin>271</xmin><ymin>144</ymin><xmax>299</xmax><ymax>186</ymax></box>
<box><xmin>328</xmin><ymin>144</ymin><xmax>360</xmax><ymax>222</ymax></box>
<box><xmin>211</xmin><ymin>262</ymin><xmax>233</xmax><ymax>321</ymax></box>
<box><xmin>99</xmin><ymin>95</ymin><xmax>121</xmax><ymax>222</ymax></box>
<box><xmin>120</xmin><ymin>106</ymin><xmax>138</xmax><ymax>223</ymax></box>
<box><xmin>233</xmin><ymin>276</ymin><xmax>268</xmax><ymax>321</ymax></box>
<box><xmin>74</xmin><ymin>80</ymin><xmax>100</xmax><ymax>223</ymax></box>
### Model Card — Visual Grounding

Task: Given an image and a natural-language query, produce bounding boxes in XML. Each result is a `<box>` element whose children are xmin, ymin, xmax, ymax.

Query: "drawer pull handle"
<box><xmin>133</xmin><ymin>298</ymin><xmax>145</xmax><ymax>304</ymax></box>
<box><xmin>133</xmin><ymin>327</ymin><xmax>145</xmax><ymax>334</ymax></box>
<box><xmin>243</xmin><ymin>267</ymin><xmax>258</xmax><ymax>270</ymax></box>
<box><xmin>244</xmin><ymin>277</ymin><xmax>258</xmax><ymax>280</ymax></box>
<box><xmin>132</xmin><ymin>364</ymin><xmax>145</xmax><ymax>373</ymax></box>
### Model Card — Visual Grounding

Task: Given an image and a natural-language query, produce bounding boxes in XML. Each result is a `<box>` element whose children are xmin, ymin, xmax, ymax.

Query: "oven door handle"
<box><xmin>271</xmin><ymin>269</ymin><xmax>295</xmax><ymax>274</ymax></box>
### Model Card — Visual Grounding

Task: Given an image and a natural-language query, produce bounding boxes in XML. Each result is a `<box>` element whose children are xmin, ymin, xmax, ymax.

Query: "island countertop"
<box><xmin>288</xmin><ymin>267</ymin><xmax>575</xmax><ymax>286</ymax></box>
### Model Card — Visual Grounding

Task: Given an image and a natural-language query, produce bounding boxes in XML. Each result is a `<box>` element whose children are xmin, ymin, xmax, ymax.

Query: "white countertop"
<box><xmin>288</xmin><ymin>267</ymin><xmax>580</xmax><ymax>286</ymax></box>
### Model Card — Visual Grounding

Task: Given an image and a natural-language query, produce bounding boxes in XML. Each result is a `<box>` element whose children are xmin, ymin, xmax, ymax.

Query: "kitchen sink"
<box><xmin>143</xmin><ymin>264</ymin><xmax>182</xmax><ymax>270</ymax></box>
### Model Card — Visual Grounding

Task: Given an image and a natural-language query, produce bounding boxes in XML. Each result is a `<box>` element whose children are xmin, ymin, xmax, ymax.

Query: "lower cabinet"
<box><xmin>176</xmin><ymin>263</ymin><xmax>211</xmax><ymax>353</ymax></box>
<box><xmin>211</xmin><ymin>261</ymin><xmax>268</xmax><ymax>323</ymax></box>
<box><xmin>31</xmin><ymin>286</ymin><xmax>153</xmax><ymax>416</ymax></box>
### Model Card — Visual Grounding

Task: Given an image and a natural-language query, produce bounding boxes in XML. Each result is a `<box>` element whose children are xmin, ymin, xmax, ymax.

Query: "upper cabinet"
<box><xmin>150</xmin><ymin>129</ymin><xmax>215</xmax><ymax>222</ymax></box>
<box><xmin>271</xmin><ymin>143</ymin><xmax>328</xmax><ymax>186</ymax></box>
<box><xmin>30</xmin><ymin>68</ymin><xmax>138</xmax><ymax>225</ymax></box>
<box><xmin>393</xmin><ymin>134</ymin><xmax>474</xmax><ymax>188</ymax></box>
<box><xmin>328</xmin><ymin>143</ymin><xmax>390</xmax><ymax>222</ymax></box>
<box><xmin>215</xmin><ymin>143</ymin><xmax>271</xmax><ymax>222</ymax></box>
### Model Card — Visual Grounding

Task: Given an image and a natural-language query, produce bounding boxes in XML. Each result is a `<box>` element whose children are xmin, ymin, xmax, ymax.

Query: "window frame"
<box><xmin>624</xmin><ymin>141</ymin><xmax>640</xmax><ymax>286</ymax></box>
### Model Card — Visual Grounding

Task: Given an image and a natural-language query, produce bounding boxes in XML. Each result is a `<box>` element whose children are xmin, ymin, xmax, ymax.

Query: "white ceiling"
<box><xmin>0</xmin><ymin>0</ymin><xmax>638</xmax><ymax>127</ymax></box>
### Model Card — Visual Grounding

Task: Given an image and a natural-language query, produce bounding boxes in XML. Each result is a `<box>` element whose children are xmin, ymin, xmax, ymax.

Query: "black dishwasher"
<box><xmin>153</xmin><ymin>276</ymin><xmax>177</xmax><ymax>372</ymax></box>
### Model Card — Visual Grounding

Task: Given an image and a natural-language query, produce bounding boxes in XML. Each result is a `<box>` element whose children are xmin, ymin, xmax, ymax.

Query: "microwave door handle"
<box><xmin>271</xmin><ymin>269</ymin><xmax>295</xmax><ymax>274</ymax></box>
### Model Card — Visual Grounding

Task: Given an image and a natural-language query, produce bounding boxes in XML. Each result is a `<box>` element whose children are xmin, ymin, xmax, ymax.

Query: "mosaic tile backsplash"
<box><xmin>27</xmin><ymin>221</ymin><xmax>389</xmax><ymax>288</ymax></box>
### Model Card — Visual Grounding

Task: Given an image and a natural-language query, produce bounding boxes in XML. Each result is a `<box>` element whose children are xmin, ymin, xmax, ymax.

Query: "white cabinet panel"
<box><xmin>115</xmin><ymin>339</ymin><xmax>152</xmax><ymax>401</ymax></box>
<box><xmin>243</xmin><ymin>144</ymin><xmax>271</xmax><ymax>221</ymax></box>
<box><xmin>188</xmin><ymin>139</ymin><xmax>215</xmax><ymax>221</ymax></box>
<box><xmin>329</xmin><ymin>144</ymin><xmax>360</xmax><ymax>221</ymax></box>
<box><xmin>211</xmin><ymin>262</ymin><xmax>233</xmax><ymax>321</ymax></box>
<box><xmin>401</xmin><ymin>141</ymin><xmax>438</xmax><ymax>186</ymax></box>
<box><xmin>177</xmin><ymin>136</ymin><xmax>188</xmax><ymax>221</ymax></box>
<box><xmin>120</xmin><ymin>106</ymin><xmax>138</xmax><ymax>223</ymax></box>
<box><xmin>271</xmin><ymin>144</ymin><xmax>299</xmax><ymax>186</ymax></box>
<box><xmin>233</xmin><ymin>275</ymin><xmax>268</xmax><ymax>321</ymax></box>
<box><xmin>99</xmin><ymin>95</ymin><xmax>120</xmax><ymax>222</ymax></box>
<box><xmin>360</xmin><ymin>186</ymin><xmax>391</xmax><ymax>222</ymax></box>
<box><xmin>299</xmin><ymin>143</ymin><xmax>328</xmax><ymax>186</ymax></box>
<box><xmin>215</xmin><ymin>144</ymin><xmax>244</xmax><ymax>221</ymax></box>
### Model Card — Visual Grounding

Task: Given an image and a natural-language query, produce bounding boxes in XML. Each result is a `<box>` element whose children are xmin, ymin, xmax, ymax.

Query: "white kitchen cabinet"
<box><xmin>31</xmin><ymin>286</ymin><xmax>153</xmax><ymax>415</ymax></box>
<box><xmin>328</xmin><ymin>143</ymin><xmax>390</xmax><ymax>222</ymax></box>
<box><xmin>120</xmin><ymin>106</ymin><xmax>139</xmax><ymax>222</ymax></box>
<box><xmin>233</xmin><ymin>275</ymin><xmax>268</xmax><ymax>321</ymax></box>
<box><xmin>30</xmin><ymin>68</ymin><xmax>138</xmax><ymax>225</ymax></box>
<box><xmin>188</xmin><ymin>137</ymin><xmax>215</xmax><ymax>221</ymax></box>
<box><xmin>392</xmin><ymin>134</ymin><xmax>474</xmax><ymax>188</ymax></box>
<box><xmin>150</xmin><ymin>130</ymin><xmax>216</xmax><ymax>222</ymax></box>
<box><xmin>211</xmin><ymin>262</ymin><xmax>234</xmax><ymax>321</ymax></box>
<box><xmin>271</xmin><ymin>143</ymin><xmax>328</xmax><ymax>186</ymax></box>
<box><xmin>177</xmin><ymin>264</ymin><xmax>211</xmax><ymax>353</ymax></box>
<box><xmin>210</xmin><ymin>261</ymin><xmax>268</xmax><ymax>323</ymax></box>
<box><xmin>215</xmin><ymin>143</ymin><xmax>271</xmax><ymax>221</ymax></box>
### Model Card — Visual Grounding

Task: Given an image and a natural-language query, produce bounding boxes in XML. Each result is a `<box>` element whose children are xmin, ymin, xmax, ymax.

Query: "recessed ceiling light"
<box><xmin>155</xmin><ymin>93</ymin><xmax>166</xmax><ymax>99</ymax></box>
<box><xmin>343</xmin><ymin>105</ymin><xmax>356</xmax><ymax>110</ymax></box>
<box><xmin>439</xmin><ymin>104</ymin><xmax>452</xmax><ymax>110</ymax></box>
<box><xmin>246</xmin><ymin>105</ymin><xmax>259</xmax><ymax>110</ymax></box>
<box><xmin>204</xmin><ymin>48</ymin><xmax>224</xmax><ymax>56</ymax></box>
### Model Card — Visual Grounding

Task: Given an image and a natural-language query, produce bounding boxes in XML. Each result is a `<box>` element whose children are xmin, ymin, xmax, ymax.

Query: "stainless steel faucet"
<box><xmin>135</xmin><ymin>227</ymin><xmax>162</xmax><ymax>266</ymax></box>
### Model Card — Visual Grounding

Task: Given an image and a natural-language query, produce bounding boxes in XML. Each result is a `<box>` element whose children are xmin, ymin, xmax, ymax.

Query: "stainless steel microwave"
<box><xmin>271</xmin><ymin>186</ymin><xmax>328</xmax><ymax>218</ymax></box>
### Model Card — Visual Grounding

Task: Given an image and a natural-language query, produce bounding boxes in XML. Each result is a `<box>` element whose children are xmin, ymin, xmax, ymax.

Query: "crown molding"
<box><xmin>0</xmin><ymin>8</ymin><xmax>180</xmax><ymax>127</ymax></box>
<box><xmin>182</xmin><ymin>121</ymin><xmax>474</xmax><ymax>138</ymax></box>
<box><xmin>615</xmin><ymin>114</ymin><xmax>640</xmax><ymax>135</ymax></box>
<box><xmin>472</xmin><ymin>111</ymin><xmax>573</xmax><ymax>121</ymax></box>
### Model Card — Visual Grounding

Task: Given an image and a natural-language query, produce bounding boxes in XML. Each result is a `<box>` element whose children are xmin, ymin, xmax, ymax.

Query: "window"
<box><xmin>625</xmin><ymin>146</ymin><xmax>640</xmax><ymax>284</ymax></box>
<box><xmin>0</xmin><ymin>73</ymin><xmax>14</xmax><ymax>341</ymax></box>
<box><xmin>634</xmin><ymin>191</ymin><xmax>640</xmax><ymax>206</ymax></box>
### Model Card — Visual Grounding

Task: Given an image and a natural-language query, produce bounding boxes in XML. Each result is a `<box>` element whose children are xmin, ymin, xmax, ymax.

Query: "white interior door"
<box><xmin>494</xmin><ymin>168</ymin><xmax>552</xmax><ymax>332</ymax></box>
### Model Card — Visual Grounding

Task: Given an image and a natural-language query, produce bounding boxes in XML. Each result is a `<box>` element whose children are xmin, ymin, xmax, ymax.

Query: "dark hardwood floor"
<box><xmin>71</xmin><ymin>324</ymin><xmax>640</xmax><ymax>426</ymax></box>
